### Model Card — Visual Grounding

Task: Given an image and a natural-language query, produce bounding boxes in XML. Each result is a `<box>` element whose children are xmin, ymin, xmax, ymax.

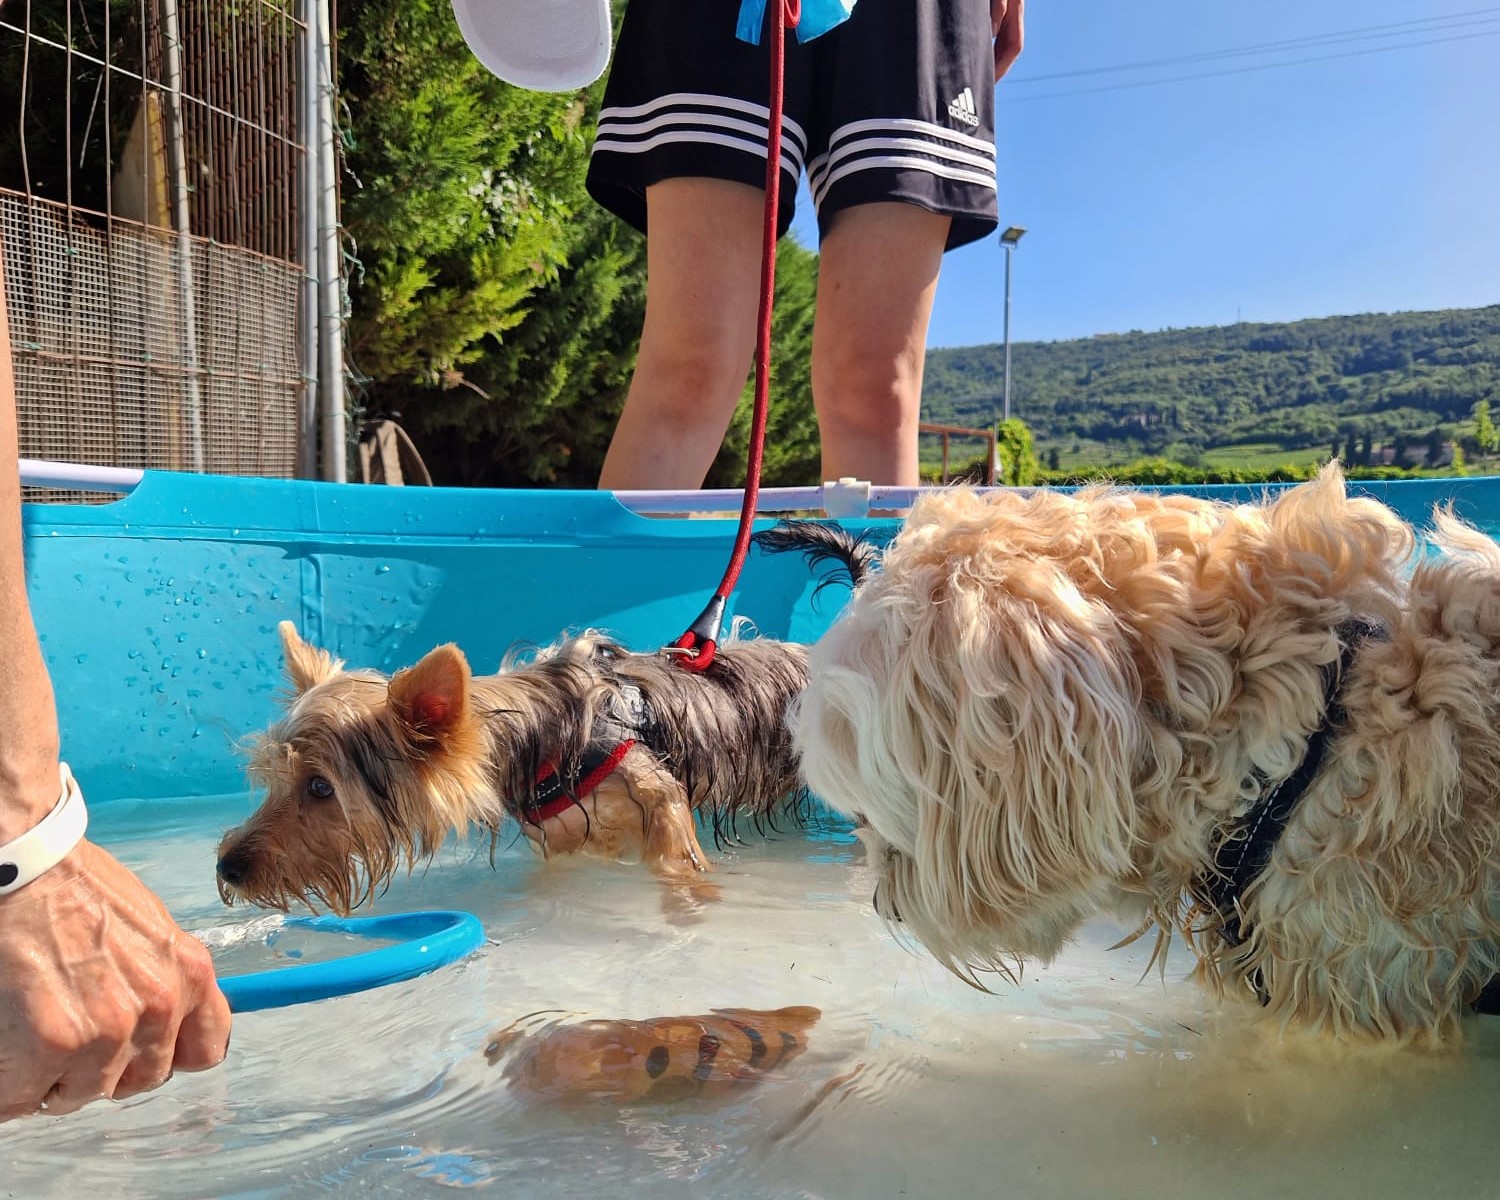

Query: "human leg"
<box><xmin>802</xmin><ymin>0</ymin><xmax>1001</xmax><ymax>488</ymax></box>
<box><xmin>585</xmin><ymin>0</ymin><xmax>811</xmax><ymax>491</ymax></box>
<box><xmin>597</xmin><ymin>178</ymin><xmax>765</xmax><ymax>491</ymax></box>
<box><xmin>811</xmin><ymin>202</ymin><xmax>950</xmax><ymax>487</ymax></box>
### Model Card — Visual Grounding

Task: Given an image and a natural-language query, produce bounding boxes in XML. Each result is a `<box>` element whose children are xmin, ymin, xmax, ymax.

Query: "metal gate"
<box><xmin>1</xmin><ymin>0</ymin><xmax>344</xmax><ymax>499</ymax></box>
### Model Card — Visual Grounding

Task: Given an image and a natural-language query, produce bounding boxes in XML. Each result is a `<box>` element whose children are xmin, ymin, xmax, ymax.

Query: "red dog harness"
<box><xmin>523</xmin><ymin>741</ymin><xmax>637</xmax><ymax>825</ymax></box>
<box><xmin>518</xmin><ymin>683</ymin><xmax>654</xmax><ymax>826</ymax></box>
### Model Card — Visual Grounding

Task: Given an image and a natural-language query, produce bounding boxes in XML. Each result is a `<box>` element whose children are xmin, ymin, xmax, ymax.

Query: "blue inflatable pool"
<box><xmin>25</xmin><ymin>470</ymin><xmax>1500</xmax><ymax>803</ymax></box>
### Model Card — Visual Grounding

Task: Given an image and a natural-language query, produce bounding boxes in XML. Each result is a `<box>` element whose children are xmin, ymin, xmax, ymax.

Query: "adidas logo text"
<box><xmin>947</xmin><ymin>86</ymin><xmax>979</xmax><ymax>128</ymax></box>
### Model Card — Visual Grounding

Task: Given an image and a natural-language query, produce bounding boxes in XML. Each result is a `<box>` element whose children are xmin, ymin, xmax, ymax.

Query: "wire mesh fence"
<box><xmin>1</xmin><ymin>0</ymin><xmax>308</xmax><ymax>501</ymax></box>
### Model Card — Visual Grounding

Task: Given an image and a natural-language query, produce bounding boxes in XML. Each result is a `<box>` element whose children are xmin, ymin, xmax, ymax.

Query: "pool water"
<box><xmin>6</xmin><ymin>795</ymin><xmax>1500</xmax><ymax>1199</ymax></box>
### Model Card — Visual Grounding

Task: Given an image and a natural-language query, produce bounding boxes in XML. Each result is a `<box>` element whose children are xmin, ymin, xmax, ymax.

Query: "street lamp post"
<box><xmin>999</xmin><ymin>225</ymin><xmax>1026</xmax><ymax>424</ymax></box>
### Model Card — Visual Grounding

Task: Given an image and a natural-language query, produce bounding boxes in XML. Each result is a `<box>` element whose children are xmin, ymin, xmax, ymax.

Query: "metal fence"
<box><xmin>1</xmin><ymin>0</ymin><xmax>342</xmax><ymax>500</ymax></box>
<box><xmin>919</xmin><ymin>421</ymin><xmax>997</xmax><ymax>484</ymax></box>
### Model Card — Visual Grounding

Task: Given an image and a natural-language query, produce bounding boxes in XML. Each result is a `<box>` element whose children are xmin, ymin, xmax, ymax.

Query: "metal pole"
<box><xmin>1002</xmin><ymin>241</ymin><xmax>1013</xmax><ymax>425</ymax></box>
<box><xmin>296</xmin><ymin>0</ymin><xmax>320</xmax><ymax>479</ymax></box>
<box><xmin>313</xmin><ymin>0</ymin><xmax>346</xmax><ymax>482</ymax></box>
<box><xmin>160</xmin><ymin>0</ymin><xmax>204</xmax><ymax>473</ymax></box>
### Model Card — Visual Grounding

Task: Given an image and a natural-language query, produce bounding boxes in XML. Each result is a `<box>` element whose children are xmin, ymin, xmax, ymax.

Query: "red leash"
<box><xmin>672</xmin><ymin>0</ymin><xmax>801</xmax><ymax>672</ymax></box>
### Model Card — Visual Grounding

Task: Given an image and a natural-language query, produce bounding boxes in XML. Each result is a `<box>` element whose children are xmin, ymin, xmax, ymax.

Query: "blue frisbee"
<box><xmin>216</xmin><ymin>910</ymin><xmax>486</xmax><ymax>1013</ymax></box>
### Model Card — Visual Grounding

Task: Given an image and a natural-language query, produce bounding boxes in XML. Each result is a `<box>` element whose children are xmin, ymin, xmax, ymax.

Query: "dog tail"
<box><xmin>752</xmin><ymin>519</ymin><xmax>880</xmax><ymax>593</ymax></box>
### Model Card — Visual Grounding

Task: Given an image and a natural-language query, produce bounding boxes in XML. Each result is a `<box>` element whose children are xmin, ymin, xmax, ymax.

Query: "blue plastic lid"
<box><xmin>217</xmin><ymin>910</ymin><xmax>486</xmax><ymax>1013</ymax></box>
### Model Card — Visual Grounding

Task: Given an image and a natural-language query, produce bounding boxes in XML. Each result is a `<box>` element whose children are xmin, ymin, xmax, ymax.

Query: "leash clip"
<box><xmin>671</xmin><ymin>595</ymin><xmax>727</xmax><ymax>672</ymax></box>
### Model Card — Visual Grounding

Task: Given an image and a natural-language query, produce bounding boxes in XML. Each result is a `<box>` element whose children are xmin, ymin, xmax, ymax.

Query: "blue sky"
<box><xmin>790</xmin><ymin>1</ymin><xmax>1500</xmax><ymax>348</ymax></box>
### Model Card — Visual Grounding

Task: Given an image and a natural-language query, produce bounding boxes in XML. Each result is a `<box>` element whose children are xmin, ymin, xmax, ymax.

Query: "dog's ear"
<box><xmin>797</xmin><ymin>527</ymin><xmax>1144</xmax><ymax>969</ymax></box>
<box><xmin>388</xmin><ymin>644</ymin><xmax>472</xmax><ymax>740</ymax></box>
<box><xmin>279</xmin><ymin>620</ymin><xmax>342</xmax><ymax>693</ymax></box>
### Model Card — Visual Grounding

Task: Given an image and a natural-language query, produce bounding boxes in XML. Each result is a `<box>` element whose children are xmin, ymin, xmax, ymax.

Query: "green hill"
<box><xmin>921</xmin><ymin>306</ymin><xmax>1500</xmax><ymax>471</ymax></box>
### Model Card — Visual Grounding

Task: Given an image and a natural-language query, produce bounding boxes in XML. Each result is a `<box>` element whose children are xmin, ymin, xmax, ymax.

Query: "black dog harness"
<box><xmin>519</xmin><ymin>683</ymin><xmax>656</xmax><ymax>825</ymax></box>
<box><xmin>1192</xmin><ymin>618</ymin><xmax>1388</xmax><ymax>984</ymax></box>
<box><xmin>1192</xmin><ymin>616</ymin><xmax>1500</xmax><ymax>1016</ymax></box>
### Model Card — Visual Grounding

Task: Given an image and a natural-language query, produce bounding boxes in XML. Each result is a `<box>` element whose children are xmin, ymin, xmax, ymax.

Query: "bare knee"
<box><xmin>633</xmin><ymin>325</ymin><xmax>753</xmax><ymax>426</ymax></box>
<box><xmin>812</xmin><ymin>346</ymin><xmax>923</xmax><ymax>440</ymax></box>
<box><xmin>600</xmin><ymin>322</ymin><xmax>754</xmax><ymax>490</ymax></box>
<box><xmin>809</xmin><ymin>338</ymin><xmax>925</xmax><ymax>488</ymax></box>
<box><xmin>808</xmin><ymin>202</ymin><xmax>946</xmax><ymax>483</ymax></box>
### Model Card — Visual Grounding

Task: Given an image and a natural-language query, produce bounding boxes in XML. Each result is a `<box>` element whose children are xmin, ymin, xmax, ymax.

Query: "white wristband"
<box><xmin>0</xmin><ymin>763</ymin><xmax>89</xmax><ymax>898</ymax></box>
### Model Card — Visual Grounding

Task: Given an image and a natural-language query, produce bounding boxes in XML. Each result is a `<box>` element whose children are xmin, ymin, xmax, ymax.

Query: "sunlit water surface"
<box><xmin>5</xmin><ymin>794</ymin><xmax>1498</xmax><ymax>1199</ymax></box>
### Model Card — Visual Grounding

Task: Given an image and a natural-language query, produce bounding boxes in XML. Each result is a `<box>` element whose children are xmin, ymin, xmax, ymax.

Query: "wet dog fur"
<box><xmin>787</xmin><ymin>465</ymin><xmax>1500</xmax><ymax>1044</ymax></box>
<box><xmin>215</xmin><ymin>524</ymin><xmax>877</xmax><ymax>914</ymax></box>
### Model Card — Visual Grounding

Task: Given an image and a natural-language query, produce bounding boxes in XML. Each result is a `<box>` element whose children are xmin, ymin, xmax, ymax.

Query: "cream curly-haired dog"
<box><xmin>791</xmin><ymin>464</ymin><xmax>1500</xmax><ymax>1044</ymax></box>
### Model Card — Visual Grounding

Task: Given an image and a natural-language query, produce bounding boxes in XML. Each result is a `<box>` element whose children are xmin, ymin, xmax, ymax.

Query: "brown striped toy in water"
<box><xmin>484</xmin><ymin>1006</ymin><xmax>821</xmax><ymax>1104</ymax></box>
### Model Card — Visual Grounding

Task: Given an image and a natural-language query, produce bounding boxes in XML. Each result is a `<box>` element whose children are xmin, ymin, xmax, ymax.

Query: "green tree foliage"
<box><xmin>0</xmin><ymin>0</ymin><xmax>145</xmax><ymax>209</ymax></box>
<box><xmin>1052</xmin><ymin>459</ymin><xmax>1322</xmax><ymax>486</ymax></box>
<box><xmin>338</xmin><ymin>0</ymin><xmax>593</xmax><ymax>389</ymax></box>
<box><xmin>336</xmin><ymin>0</ymin><xmax>823</xmax><ymax>488</ymax></box>
<box><xmin>1427</xmin><ymin>427</ymin><xmax>1446</xmax><ymax>462</ymax></box>
<box><xmin>923</xmin><ymin>307</ymin><xmax>1500</xmax><ymax>472</ymax></box>
<box><xmin>399</xmin><ymin>201</ymin><xmax>647</xmax><ymax>487</ymax></box>
<box><xmin>1471</xmin><ymin>399</ymin><xmax>1498</xmax><ymax>456</ymax></box>
<box><xmin>996</xmin><ymin>418</ymin><xmax>1040</xmax><ymax>486</ymax></box>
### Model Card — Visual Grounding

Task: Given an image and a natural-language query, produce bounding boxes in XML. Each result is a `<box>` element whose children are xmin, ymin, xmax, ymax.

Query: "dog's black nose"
<box><xmin>217</xmin><ymin>851</ymin><xmax>250</xmax><ymax>887</ymax></box>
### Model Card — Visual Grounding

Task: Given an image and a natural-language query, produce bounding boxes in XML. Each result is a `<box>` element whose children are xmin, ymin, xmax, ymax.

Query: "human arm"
<box><xmin>992</xmin><ymin>0</ymin><xmax>1024</xmax><ymax>82</ymax></box>
<box><xmin>0</xmin><ymin>248</ymin><xmax>232</xmax><ymax>1121</ymax></box>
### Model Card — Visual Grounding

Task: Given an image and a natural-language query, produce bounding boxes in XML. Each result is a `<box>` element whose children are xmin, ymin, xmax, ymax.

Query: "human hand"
<box><xmin>991</xmin><ymin>0</ymin><xmax>1025</xmax><ymax>82</ymax></box>
<box><xmin>0</xmin><ymin>839</ymin><xmax>231</xmax><ymax>1120</ymax></box>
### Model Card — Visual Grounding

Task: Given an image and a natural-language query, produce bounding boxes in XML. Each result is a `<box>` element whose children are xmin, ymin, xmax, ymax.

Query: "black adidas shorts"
<box><xmin>586</xmin><ymin>0</ymin><xmax>999</xmax><ymax>252</ymax></box>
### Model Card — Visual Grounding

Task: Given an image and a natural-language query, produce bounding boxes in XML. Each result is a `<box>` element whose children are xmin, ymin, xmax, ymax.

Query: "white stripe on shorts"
<box><xmin>807</xmin><ymin>119</ymin><xmax>997</xmax><ymax>208</ymax></box>
<box><xmin>810</xmin><ymin>153</ymin><xmax>998</xmax><ymax>209</ymax></box>
<box><xmin>810</xmin><ymin>133</ymin><xmax>996</xmax><ymax>187</ymax></box>
<box><xmin>594</xmin><ymin>91</ymin><xmax>808</xmax><ymax>177</ymax></box>
<box><xmin>824</xmin><ymin>116</ymin><xmax>995</xmax><ymax>160</ymax></box>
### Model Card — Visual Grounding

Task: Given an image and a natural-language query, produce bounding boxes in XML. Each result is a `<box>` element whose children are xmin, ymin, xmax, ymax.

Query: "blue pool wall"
<box><xmin>23</xmin><ymin>470</ymin><xmax>1500</xmax><ymax>806</ymax></box>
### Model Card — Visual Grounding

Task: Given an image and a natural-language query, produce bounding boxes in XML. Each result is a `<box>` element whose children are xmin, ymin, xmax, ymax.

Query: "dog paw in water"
<box><xmin>484</xmin><ymin>1006</ymin><xmax>820</xmax><ymax>1105</ymax></box>
<box><xmin>658</xmin><ymin>875</ymin><xmax>726</xmax><ymax>923</ymax></box>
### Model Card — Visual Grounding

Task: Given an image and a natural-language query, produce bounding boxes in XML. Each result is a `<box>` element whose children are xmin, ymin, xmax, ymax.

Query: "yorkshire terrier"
<box><xmin>789</xmin><ymin>465</ymin><xmax>1500</xmax><ymax>1045</ymax></box>
<box><xmin>215</xmin><ymin>522</ymin><xmax>875</xmax><ymax>914</ymax></box>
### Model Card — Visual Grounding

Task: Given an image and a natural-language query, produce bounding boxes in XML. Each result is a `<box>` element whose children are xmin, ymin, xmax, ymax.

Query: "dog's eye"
<box><xmin>306</xmin><ymin>775</ymin><xmax>335</xmax><ymax>801</ymax></box>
